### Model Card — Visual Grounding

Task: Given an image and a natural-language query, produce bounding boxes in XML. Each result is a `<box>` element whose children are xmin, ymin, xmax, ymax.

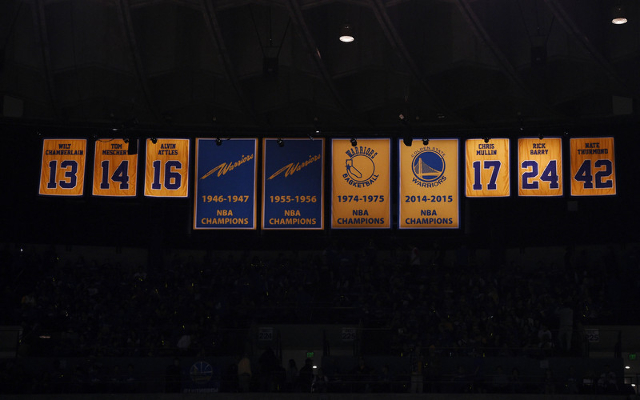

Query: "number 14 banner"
<box><xmin>518</xmin><ymin>137</ymin><xmax>563</xmax><ymax>197</ymax></box>
<box><xmin>93</xmin><ymin>139</ymin><xmax>137</xmax><ymax>197</ymax></box>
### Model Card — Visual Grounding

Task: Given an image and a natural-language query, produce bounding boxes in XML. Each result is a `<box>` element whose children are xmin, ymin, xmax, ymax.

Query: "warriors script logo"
<box><xmin>343</xmin><ymin>146</ymin><xmax>379</xmax><ymax>188</ymax></box>
<box><xmin>411</xmin><ymin>147</ymin><xmax>447</xmax><ymax>188</ymax></box>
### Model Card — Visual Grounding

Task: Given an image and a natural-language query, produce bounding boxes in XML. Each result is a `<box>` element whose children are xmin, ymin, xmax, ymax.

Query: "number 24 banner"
<box><xmin>518</xmin><ymin>137</ymin><xmax>563</xmax><ymax>197</ymax></box>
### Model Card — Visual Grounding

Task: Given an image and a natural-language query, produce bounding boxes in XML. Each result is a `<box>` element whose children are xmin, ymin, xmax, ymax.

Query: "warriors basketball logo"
<box><xmin>411</xmin><ymin>147</ymin><xmax>447</xmax><ymax>188</ymax></box>
<box><xmin>342</xmin><ymin>146</ymin><xmax>379</xmax><ymax>188</ymax></box>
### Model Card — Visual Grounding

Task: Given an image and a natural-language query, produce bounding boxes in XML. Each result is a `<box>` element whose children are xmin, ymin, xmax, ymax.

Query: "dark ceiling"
<box><xmin>0</xmin><ymin>0</ymin><xmax>638</xmax><ymax>135</ymax></box>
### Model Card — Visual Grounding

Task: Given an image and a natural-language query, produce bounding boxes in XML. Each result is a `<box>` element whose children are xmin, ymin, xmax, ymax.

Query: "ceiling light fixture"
<box><xmin>422</xmin><ymin>138</ymin><xmax>429</xmax><ymax>146</ymax></box>
<box><xmin>612</xmin><ymin>5</ymin><xmax>627</xmax><ymax>25</ymax></box>
<box><xmin>216</xmin><ymin>137</ymin><xmax>223</xmax><ymax>146</ymax></box>
<box><xmin>339</xmin><ymin>23</ymin><xmax>355</xmax><ymax>43</ymax></box>
<box><xmin>350</xmin><ymin>137</ymin><xmax>357</xmax><ymax>147</ymax></box>
<box><xmin>277</xmin><ymin>138</ymin><xmax>284</xmax><ymax>147</ymax></box>
<box><xmin>484</xmin><ymin>137</ymin><xmax>490</xmax><ymax>143</ymax></box>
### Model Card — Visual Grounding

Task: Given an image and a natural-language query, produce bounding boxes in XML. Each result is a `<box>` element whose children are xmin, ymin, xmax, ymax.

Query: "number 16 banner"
<box><xmin>144</xmin><ymin>138</ymin><xmax>190</xmax><ymax>197</ymax></box>
<box><xmin>518</xmin><ymin>137</ymin><xmax>563</xmax><ymax>196</ymax></box>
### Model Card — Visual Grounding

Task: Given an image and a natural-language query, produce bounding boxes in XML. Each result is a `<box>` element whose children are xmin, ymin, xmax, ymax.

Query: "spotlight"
<box><xmin>339</xmin><ymin>23</ymin><xmax>355</xmax><ymax>43</ymax></box>
<box><xmin>539</xmin><ymin>133</ymin><xmax>544</xmax><ymax>140</ymax></box>
<box><xmin>216</xmin><ymin>138</ymin><xmax>222</xmax><ymax>146</ymax></box>
<box><xmin>350</xmin><ymin>138</ymin><xmax>357</xmax><ymax>147</ymax></box>
<box><xmin>150</xmin><ymin>137</ymin><xmax>158</xmax><ymax>144</ymax></box>
<box><xmin>422</xmin><ymin>138</ymin><xmax>429</xmax><ymax>146</ymax></box>
<box><xmin>612</xmin><ymin>5</ymin><xmax>627</xmax><ymax>25</ymax></box>
<box><xmin>484</xmin><ymin>137</ymin><xmax>490</xmax><ymax>143</ymax></box>
<box><xmin>403</xmin><ymin>136</ymin><xmax>413</xmax><ymax>147</ymax></box>
<box><xmin>277</xmin><ymin>138</ymin><xmax>284</xmax><ymax>147</ymax></box>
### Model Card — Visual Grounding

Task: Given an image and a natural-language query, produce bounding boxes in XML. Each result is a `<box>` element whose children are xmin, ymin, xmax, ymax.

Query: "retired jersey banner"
<box><xmin>144</xmin><ymin>138</ymin><xmax>190</xmax><ymax>197</ymax></box>
<box><xmin>570</xmin><ymin>137</ymin><xmax>616</xmax><ymax>196</ymax></box>
<box><xmin>92</xmin><ymin>139</ymin><xmax>137</xmax><ymax>197</ymax></box>
<box><xmin>518</xmin><ymin>137</ymin><xmax>563</xmax><ymax>197</ymax></box>
<box><xmin>465</xmin><ymin>138</ymin><xmax>510</xmax><ymax>197</ymax></box>
<box><xmin>399</xmin><ymin>139</ymin><xmax>459</xmax><ymax>229</ymax></box>
<box><xmin>39</xmin><ymin>138</ymin><xmax>86</xmax><ymax>196</ymax></box>
<box><xmin>262</xmin><ymin>138</ymin><xmax>324</xmax><ymax>230</ymax></box>
<box><xmin>194</xmin><ymin>138</ymin><xmax>257</xmax><ymax>230</ymax></box>
<box><xmin>331</xmin><ymin>138</ymin><xmax>390</xmax><ymax>229</ymax></box>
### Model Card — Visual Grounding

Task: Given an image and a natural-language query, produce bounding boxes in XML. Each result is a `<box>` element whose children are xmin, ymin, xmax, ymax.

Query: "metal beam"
<box><xmin>115</xmin><ymin>0</ymin><xmax>166</xmax><ymax>124</ymax></box>
<box><xmin>286</xmin><ymin>0</ymin><xmax>366</xmax><ymax>126</ymax></box>
<box><xmin>371</xmin><ymin>0</ymin><xmax>459</xmax><ymax>121</ymax></box>
<box><xmin>33</xmin><ymin>0</ymin><xmax>60</xmax><ymax>119</ymax></box>
<box><xmin>200</xmin><ymin>0</ymin><xmax>261</xmax><ymax>127</ymax></box>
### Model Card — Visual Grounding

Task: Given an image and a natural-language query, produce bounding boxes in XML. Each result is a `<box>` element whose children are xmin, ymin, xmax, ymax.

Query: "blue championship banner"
<box><xmin>194</xmin><ymin>138</ymin><xmax>257</xmax><ymax>230</ymax></box>
<box><xmin>399</xmin><ymin>138</ymin><xmax>459</xmax><ymax>229</ymax></box>
<box><xmin>518</xmin><ymin>137</ymin><xmax>563</xmax><ymax>197</ymax></box>
<box><xmin>465</xmin><ymin>138</ymin><xmax>510</xmax><ymax>197</ymax></box>
<box><xmin>331</xmin><ymin>138</ymin><xmax>391</xmax><ymax>229</ymax></box>
<box><xmin>262</xmin><ymin>138</ymin><xmax>324</xmax><ymax>230</ymax></box>
<box><xmin>570</xmin><ymin>137</ymin><xmax>616</xmax><ymax>196</ymax></box>
<box><xmin>144</xmin><ymin>138</ymin><xmax>190</xmax><ymax>197</ymax></box>
<box><xmin>39</xmin><ymin>138</ymin><xmax>87</xmax><ymax>196</ymax></box>
<box><xmin>93</xmin><ymin>139</ymin><xmax>137</xmax><ymax>197</ymax></box>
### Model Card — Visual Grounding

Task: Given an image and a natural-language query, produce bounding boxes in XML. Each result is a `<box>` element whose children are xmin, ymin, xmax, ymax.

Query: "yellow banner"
<box><xmin>39</xmin><ymin>138</ymin><xmax>86</xmax><ymax>196</ymax></box>
<box><xmin>399</xmin><ymin>139</ymin><xmax>459</xmax><ymax>229</ymax></box>
<box><xmin>331</xmin><ymin>139</ymin><xmax>390</xmax><ymax>228</ymax></box>
<box><xmin>465</xmin><ymin>138</ymin><xmax>510</xmax><ymax>197</ymax></box>
<box><xmin>518</xmin><ymin>137</ymin><xmax>563</xmax><ymax>196</ymax></box>
<box><xmin>144</xmin><ymin>138</ymin><xmax>190</xmax><ymax>197</ymax></box>
<box><xmin>570</xmin><ymin>137</ymin><xmax>616</xmax><ymax>196</ymax></box>
<box><xmin>92</xmin><ymin>139</ymin><xmax>138</xmax><ymax>197</ymax></box>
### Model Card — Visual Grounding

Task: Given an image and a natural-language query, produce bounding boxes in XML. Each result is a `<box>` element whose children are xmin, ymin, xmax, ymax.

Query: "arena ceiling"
<box><xmin>0</xmin><ymin>0</ymin><xmax>638</xmax><ymax>137</ymax></box>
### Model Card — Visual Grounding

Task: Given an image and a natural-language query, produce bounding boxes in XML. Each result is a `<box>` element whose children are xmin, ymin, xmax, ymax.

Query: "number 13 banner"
<box><xmin>144</xmin><ymin>138</ymin><xmax>190</xmax><ymax>197</ymax></box>
<box><xmin>39</xmin><ymin>138</ymin><xmax>86</xmax><ymax>196</ymax></box>
<box><xmin>518</xmin><ymin>137</ymin><xmax>563</xmax><ymax>196</ymax></box>
<box><xmin>93</xmin><ymin>139</ymin><xmax>137</xmax><ymax>197</ymax></box>
<box><xmin>570</xmin><ymin>137</ymin><xmax>616</xmax><ymax>196</ymax></box>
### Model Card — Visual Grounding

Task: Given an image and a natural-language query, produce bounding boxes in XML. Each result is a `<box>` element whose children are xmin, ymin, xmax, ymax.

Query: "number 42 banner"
<box><xmin>570</xmin><ymin>137</ymin><xmax>616</xmax><ymax>196</ymax></box>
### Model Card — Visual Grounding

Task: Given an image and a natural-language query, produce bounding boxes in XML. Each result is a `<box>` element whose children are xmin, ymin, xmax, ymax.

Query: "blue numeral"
<box><xmin>521</xmin><ymin>160</ymin><xmax>539</xmax><ymax>189</ymax></box>
<box><xmin>152</xmin><ymin>160</ymin><xmax>182</xmax><ymax>190</ymax></box>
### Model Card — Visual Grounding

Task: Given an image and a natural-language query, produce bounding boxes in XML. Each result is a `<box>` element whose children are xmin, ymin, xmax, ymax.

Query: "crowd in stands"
<box><xmin>1</xmin><ymin>241</ymin><xmax>639</xmax><ymax>394</ymax></box>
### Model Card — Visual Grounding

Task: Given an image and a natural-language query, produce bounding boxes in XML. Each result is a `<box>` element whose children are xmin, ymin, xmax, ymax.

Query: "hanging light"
<box><xmin>612</xmin><ymin>5</ymin><xmax>627</xmax><ymax>25</ymax></box>
<box><xmin>350</xmin><ymin>137</ymin><xmax>357</xmax><ymax>147</ymax></box>
<box><xmin>339</xmin><ymin>23</ymin><xmax>355</xmax><ymax>43</ymax></box>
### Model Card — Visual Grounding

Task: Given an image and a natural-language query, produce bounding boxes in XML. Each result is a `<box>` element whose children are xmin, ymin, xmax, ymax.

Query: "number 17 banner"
<box><xmin>465</xmin><ymin>138</ymin><xmax>510</xmax><ymax>197</ymax></box>
<box><xmin>518</xmin><ymin>137</ymin><xmax>563</xmax><ymax>197</ymax></box>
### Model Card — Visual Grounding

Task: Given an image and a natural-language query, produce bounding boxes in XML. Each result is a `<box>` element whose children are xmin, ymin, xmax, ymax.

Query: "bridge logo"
<box><xmin>411</xmin><ymin>147</ymin><xmax>446</xmax><ymax>185</ymax></box>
